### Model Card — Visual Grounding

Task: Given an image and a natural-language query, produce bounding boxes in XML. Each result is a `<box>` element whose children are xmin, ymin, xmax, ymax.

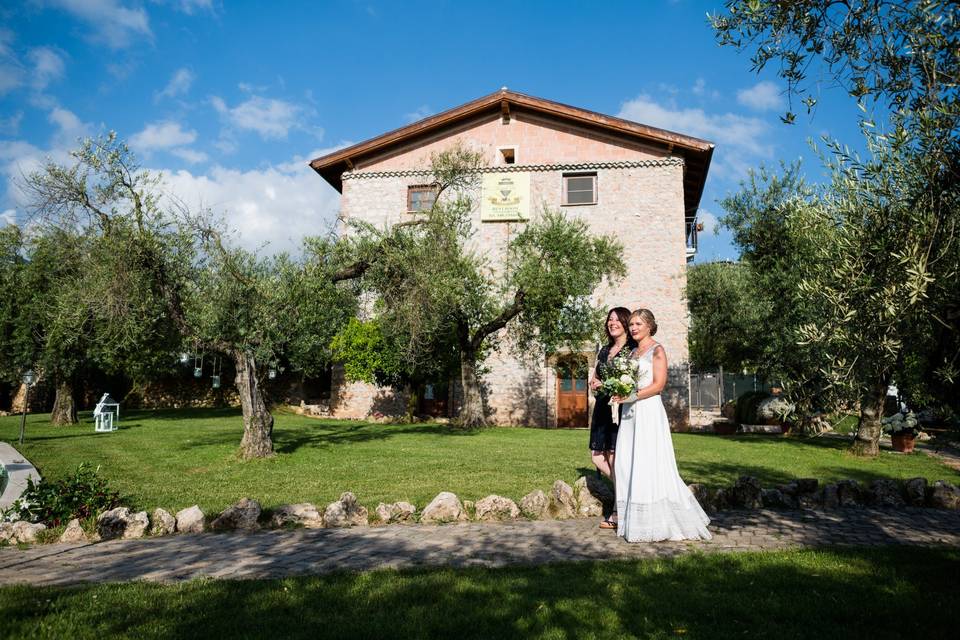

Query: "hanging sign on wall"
<box><xmin>480</xmin><ymin>172</ymin><xmax>530</xmax><ymax>222</ymax></box>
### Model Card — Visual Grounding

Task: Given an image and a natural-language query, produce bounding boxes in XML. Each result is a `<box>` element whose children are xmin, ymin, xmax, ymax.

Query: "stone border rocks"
<box><xmin>4</xmin><ymin>475</ymin><xmax>958</xmax><ymax>549</ymax></box>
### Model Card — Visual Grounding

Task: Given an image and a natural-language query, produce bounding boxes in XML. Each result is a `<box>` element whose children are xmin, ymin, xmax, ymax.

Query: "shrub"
<box><xmin>4</xmin><ymin>463</ymin><xmax>124</xmax><ymax>527</ymax></box>
<box><xmin>734</xmin><ymin>391</ymin><xmax>772</xmax><ymax>425</ymax></box>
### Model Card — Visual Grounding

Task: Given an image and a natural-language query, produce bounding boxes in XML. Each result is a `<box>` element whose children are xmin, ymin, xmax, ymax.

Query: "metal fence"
<box><xmin>690</xmin><ymin>369</ymin><xmax>773</xmax><ymax>409</ymax></box>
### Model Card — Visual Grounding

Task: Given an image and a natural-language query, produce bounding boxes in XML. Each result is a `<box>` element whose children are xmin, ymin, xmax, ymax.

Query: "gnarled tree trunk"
<box><xmin>234</xmin><ymin>350</ymin><xmax>274</xmax><ymax>459</ymax></box>
<box><xmin>458</xmin><ymin>350</ymin><xmax>487</xmax><ymax>428</ymax></box>
<box><xmin>50</xmin><ymin>380</ymin><xmax>78</xmax><ymax>425</ymax></box>
<box><xmin>849</xmin><ymin>378</ymin><xmax>889</xmax><ymax>457</ymax></box>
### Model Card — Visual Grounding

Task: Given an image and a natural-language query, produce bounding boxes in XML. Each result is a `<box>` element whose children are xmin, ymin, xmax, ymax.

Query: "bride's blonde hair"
<box><xmin>630</xmin><ymin>308</ymin><xmax>658</xmax><ymax>336</ymax></box>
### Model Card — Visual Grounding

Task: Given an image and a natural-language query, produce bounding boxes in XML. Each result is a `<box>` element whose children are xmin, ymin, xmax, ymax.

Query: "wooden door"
<box><xmin>556</xmin><ymin>357</ymin><xmax>588</xmax><ymax>428</ymax></box>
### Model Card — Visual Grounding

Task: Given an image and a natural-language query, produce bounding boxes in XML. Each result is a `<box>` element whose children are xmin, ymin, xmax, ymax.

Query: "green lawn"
<box><xmin>2</xmin><ymin>547</ymin><xmax>958</xmax><ymax>639</ymax></box>
<box><xmin>1</xmin><ymin>408</ymin><xmax>958</xmax><ymax>515</ymax></box>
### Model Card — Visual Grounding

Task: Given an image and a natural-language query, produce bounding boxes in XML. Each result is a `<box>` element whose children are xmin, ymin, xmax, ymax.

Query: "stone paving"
<box><xmin>2</xmin><ymin>507</ymin><xmax>958</xmax><ymax>587</ymax></box>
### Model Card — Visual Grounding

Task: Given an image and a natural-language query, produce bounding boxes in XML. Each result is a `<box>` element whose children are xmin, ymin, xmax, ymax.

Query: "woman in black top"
<box><xmin>588</xmin><ymin>307</ymin><xmax>635</xmax><ymax>527</ymax></box>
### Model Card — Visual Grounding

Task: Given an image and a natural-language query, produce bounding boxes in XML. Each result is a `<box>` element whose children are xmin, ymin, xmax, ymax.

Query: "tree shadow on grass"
<box><xmin>1</xmin><ymin>541</ymin><xmax>957</xmax><ymax>639</ymax></box>
<box><xmin>167</xmin><ymin>419</ymin><xmax>485</xmax><ymax>455</ymax></box>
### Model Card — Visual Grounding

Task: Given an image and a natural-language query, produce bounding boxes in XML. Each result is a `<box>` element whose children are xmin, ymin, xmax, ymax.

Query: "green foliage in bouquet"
<box><xmin>599</xmin><ymin>353</ymin><xmax>638</xmax><ymax>397</ymax></box>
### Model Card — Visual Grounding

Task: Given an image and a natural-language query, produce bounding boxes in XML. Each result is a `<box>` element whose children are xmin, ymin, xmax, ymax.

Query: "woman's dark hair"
<box><xmin>605</xmin><ymin>307</ymin><xmax>634</xmax><ymax>346</ymax></box>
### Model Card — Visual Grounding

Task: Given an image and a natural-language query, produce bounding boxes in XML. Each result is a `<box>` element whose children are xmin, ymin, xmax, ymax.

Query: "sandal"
<box><xmin>598</xmin><ymin>519</ymin><xmax>616</xmax><ymax>529</ymax></box>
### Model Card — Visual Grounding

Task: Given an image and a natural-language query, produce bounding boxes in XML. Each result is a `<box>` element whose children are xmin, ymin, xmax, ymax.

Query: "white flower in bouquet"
<box><xmin>599</xmin><ymin>353</ymin><xmax>638</xmax><ymax>425</ymax></box>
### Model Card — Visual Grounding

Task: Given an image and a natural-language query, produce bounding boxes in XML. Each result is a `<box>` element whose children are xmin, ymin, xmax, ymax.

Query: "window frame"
<box><xmin>561</xmin><ymin>172</ymin><xmax>598</xmax><ymax>206</ymax></box>
<box><xmin>497</xmin><ymin>145</ymin><xmax>518</xmax><ymax>166</ymax></box>
<box><xmin>406</xmin><ymin>184</ymin><xmax>439</xmax><ymax>213</ymax></box>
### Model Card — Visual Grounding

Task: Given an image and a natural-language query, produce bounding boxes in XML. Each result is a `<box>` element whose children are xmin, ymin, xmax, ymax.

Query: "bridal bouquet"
<box><xmin>598</xmin><ymin>353</ymin><xmax>638</xmax><ymax>424</ymax></box>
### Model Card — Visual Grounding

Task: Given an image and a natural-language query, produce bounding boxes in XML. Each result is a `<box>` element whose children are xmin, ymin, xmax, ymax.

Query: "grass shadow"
<box><xmin>1</xmin><ymin>546</ymin><xmax>957</xmax><ymax>639</ymax></box>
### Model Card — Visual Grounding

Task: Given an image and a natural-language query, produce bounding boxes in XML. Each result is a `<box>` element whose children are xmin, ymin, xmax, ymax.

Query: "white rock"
<box><xmin>519</xmin><ymin>490</ymin><xmax>549</xmax><ymax>519</ymax></box>
<box><xmin>123</xmin><ymin>511</ymin><xmax>149</xmax><ymax>539</ymax></box>
<box><xmin>323</xmin><ymin>492</ymin><xmax>368</xmax><ymax>528</ymax></box>
<box><xmin>11</xmin><ymin>521</ymin><xmax>46</xmax><ymax>543</ymax></box>
<box><xmin>420</xmin><ymin>492</ymin><xmax>468</xmax><ymax>524</ymax></box>
<box><xmin>96</xmin><ymin>507</ymin><xmax>133</xmax><ymax>540</ymax></box>
<box><xmin>211</xmin><ymin>498</ymin><xmax>262</xmax><ymax>531</ymax></box>
<box><xmin>548</xmin><ymin>480</ymin><xmax>576</xmax><ymax>519</ymax></box>
<box><xmin>59</xmin><ymin>519</ymin><xmax>87</xmax><ymax>543</ymax></box>
<box><xmin>150</xmin><ymin>508</ymin><xmax>176</xmax><ymax>536</ymax></box>
<box><xmin>375</xmin><ymin>501</ymin><xmax>417</xmax><ymax>524</ymax></box>
<box><xmin>271</xmin><ymin>503</ymin><xmax>323</xmax><ymax>528</ymax></box>
<box><xmin>574</xmin><ymin>476</ymin><xmax>605</xmax><ymax>517</ymax></box>
<box><xmin>474</xmin><ymin>495</ymin><xmax>520</xmax><ymax>521</ymax></box>
<box><xmin>175</xmin><ymin>505</ymin><xmax>206</xmax><ymax>534</ymax></box>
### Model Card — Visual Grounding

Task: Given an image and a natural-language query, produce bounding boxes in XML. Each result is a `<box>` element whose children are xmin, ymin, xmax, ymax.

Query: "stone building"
<box><xmin>310</xmin><ymin>89</ymin><xmax>713</xmax><ymax>429</ymax></box>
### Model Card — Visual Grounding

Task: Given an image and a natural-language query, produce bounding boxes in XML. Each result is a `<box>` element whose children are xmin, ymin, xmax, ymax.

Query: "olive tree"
<box><xmin>712</xmin><ymin>0</ymin><xmax>960</xmax><ymax>453</ymax></box>
<box><xmin>22</xmin><ymin>134</ymin><xmax>355</xmax><ymax>458</ymax></box>
<box><xmin>344</xmin><ymin>145</ymin><xmax>625</xmax><ymax>428</ymax></box>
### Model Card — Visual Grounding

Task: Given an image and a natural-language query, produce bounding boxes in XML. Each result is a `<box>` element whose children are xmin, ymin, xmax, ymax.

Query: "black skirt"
<box><xmin>589</xmin><ymin>344</ymin><xmax>622</xmax><ymax>452</ymax></box>
<box><xmin>589</xmin><ymin>392</ymin><xmax>620</xmax><ymax>452</ymax></box>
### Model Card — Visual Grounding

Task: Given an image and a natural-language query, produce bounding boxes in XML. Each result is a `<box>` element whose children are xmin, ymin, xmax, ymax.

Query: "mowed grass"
<box><xmin>2</xmin><ymin>547</ymin><xmax>958</xmax><ymax>639</ymax></box>
<box><xmin>1</xmin><ymin>408</ymin><xmax>957</xmax><ymax>514</ymax></box>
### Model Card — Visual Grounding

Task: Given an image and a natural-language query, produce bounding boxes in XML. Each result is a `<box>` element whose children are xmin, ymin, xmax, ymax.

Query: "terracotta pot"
<box><xmin>891</xmin><ymin>432</ymin><xmax>916</xmax><ymax>453</ymax></box>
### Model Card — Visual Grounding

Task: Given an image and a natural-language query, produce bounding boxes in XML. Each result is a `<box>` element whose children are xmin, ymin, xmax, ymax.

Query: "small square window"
<box><xmin>562</xmin><ymin>173</ymin><xmax>597</xmax><ymax>206</ymax></box>
<box><xmin>407</xmin><ymin>185</ymin><xmax>438</xmax><ymax>212</ymax></box>
<box><xmin>498</xmin><ymin>146</ymin><xmax>516</xmax><ymax>165</ymax></box>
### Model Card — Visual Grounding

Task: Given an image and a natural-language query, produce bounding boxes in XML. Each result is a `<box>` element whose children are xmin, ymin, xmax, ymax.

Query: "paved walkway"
<box><xmin>0</xmin><ymin>441</ymin><xmax>40</xmax><ymax>510</ymax></box>
<box><xmin>2</xmin><ymin>508</ymin><xmax>958</xmax><ymax>587</ymax></box>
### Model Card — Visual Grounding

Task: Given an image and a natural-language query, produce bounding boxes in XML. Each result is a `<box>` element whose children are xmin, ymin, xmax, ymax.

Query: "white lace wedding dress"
<box><xmin>614</xmin><ymin>343</ymin><xmax>712</xmax><ymax>542</ymax></box>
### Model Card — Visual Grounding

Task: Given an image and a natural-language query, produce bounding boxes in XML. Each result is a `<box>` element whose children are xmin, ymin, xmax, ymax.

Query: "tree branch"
<box><xmin>470</xmin><ymin>290</ymin><xmax>525</xmax><ymax>351</ymax></box>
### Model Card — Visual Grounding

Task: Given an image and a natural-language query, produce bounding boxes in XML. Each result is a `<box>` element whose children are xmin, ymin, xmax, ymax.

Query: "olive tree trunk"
<box><xmin>458</xmin><ymin>350</ymin><xmax>487</xmax><ymax>428</ymax></box>
<box><xmin>234</xmin><ymin>350</ymin><xmax>274</xmax><ymax>459</ymax></box>
<box><xmin>50</xmin><ymin>380</ymin><xmax>78</xmax><ymax>426</ymax></box>
<box><xmin>849</xmin><ymin>378</ymin><xmax>889</xmax><ymax>457</ymax></box>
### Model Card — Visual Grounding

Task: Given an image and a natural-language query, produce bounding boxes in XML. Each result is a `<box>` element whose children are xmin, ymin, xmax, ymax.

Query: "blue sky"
<box><xmin>0</xmin><ymin>0</ymin><xmax>865</xmax><ymax>260</ymax></box>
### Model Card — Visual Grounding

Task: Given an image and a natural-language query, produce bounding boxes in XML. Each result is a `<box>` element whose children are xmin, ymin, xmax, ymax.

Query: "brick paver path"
<box><xmin>2</xmin><ymin>508</ymin><xmax>958</xmax><ymax>587</ymax></box>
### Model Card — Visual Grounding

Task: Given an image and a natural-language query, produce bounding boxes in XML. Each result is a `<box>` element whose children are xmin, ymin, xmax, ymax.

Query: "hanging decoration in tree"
<box><xmin>194</xmin><ymin>352</ymin><xmax>204</xmax><ymax>378</ymax></box>
<box><xmin>212</xmin><ymin>355</ymin><xmax>221</xmax><ymax>389</ymax></box>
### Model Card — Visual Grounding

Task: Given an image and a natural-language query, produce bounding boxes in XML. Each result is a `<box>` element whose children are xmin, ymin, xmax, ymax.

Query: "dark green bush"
<box><xmin>734</xmin><ymin>391</ymin><xmax>772</xmax><ymax>425</ymax></box>
<box><xmin>5</xmin><ymin>463</ymin><xmax>123</xmax><ymax>527</ymax></box>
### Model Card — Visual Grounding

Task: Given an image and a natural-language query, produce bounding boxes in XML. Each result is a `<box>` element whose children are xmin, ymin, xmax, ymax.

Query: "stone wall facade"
<box><xmin>331</xmin><ymin>110</ymin><xmax>691</xmax><ymax>429</ymax></box>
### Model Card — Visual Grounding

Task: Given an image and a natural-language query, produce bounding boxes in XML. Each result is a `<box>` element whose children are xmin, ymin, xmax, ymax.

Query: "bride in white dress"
<box><xmin>612</xmin><ymin>309</ymin><xmax>711</xmax><ymax>542</ymax></box>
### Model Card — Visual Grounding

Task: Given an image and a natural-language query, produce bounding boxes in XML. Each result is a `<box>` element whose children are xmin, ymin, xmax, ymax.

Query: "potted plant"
<box><xmin>883</xmin><ymin>411</ymin><xmax>921</xmax><ymax>453</ymax></box>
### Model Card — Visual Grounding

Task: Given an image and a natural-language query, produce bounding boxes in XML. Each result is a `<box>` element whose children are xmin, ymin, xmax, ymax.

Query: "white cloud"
<box><xmin>1</xmin><ymin>208</ymin><xmax>16</xmax><ymax>226</ymax></box>
<box><xmin>0</xmin><ymin>111</ymin><xmax>23</xmax><ymax>135</ymax></box>
<box><xmin>170</xmin><ymin>147</ymin><xmax>208</xmax><ymax>164</ymax></box>
<box><xmin>619</xmin><ymin>94</ymin><xmax>771</xmax><ymax>157</ymax></box>
<box><xmin>736</xmin><ymin>81</ymin><xmax>783</xmax><ymax>111</ymax></box>
<box><xmin>618</xmin><ymin>94</ymin><xmax>779</xmax><ymax>187</ymax></box>
<box><xmin>27</xmin><ymin>47</ymin><xmax>66</xmax><ymax>90</ymax></box>
<box><xmin>692</xmin><ymin>78</ymin><xmax>706</xmax><ymax>96</ymax></box>
<box><xmin>0</xmin><ymin>29</ymin><xmax>24</xmax><ymax>95</ymax></box>
<box><xmin>157</xmin><ymin>67</ymin><xmax>194</xmax><ymax>100</ymax></box>
<box><xmin>154</xmin><ymin>0</ymin><xmax>216</xmax><ymax>15</ymax></box>
<box><xmin>48</xmin><ymin>106</ymin><xmax>92</xmax><ymax>148</ymax></box>
<box><xmin>403</xmin><ymin>105</ymin><xmax>433</xmax><ymax>123</ymax></box>
<box><xmin>212</xmin><ymin>94</ymin><xmax>315</xmax><ymax>140</ymax></box>
<box><xmin>42</xmin><ymin>0</ymin><xmax>152</xmax><ymax>49</ymax></box>
<box><xmin>697</xmin><ymin>209</ymin><xmax>719</xmax><ymax>235</ymax></box>
<box><xmin>130</xmin><ymin>121</ymin><xmax>197</xmax><ymax>151</ymax></box>
<box><xmin>0</xmin><ymin>64</ymin><xmax>23</xmax><ymax>95</ymax></box>
<box><xmin>160</xmin><ymin>153</ymin><xmax>342</xmax><ymax>254</ymax></box>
